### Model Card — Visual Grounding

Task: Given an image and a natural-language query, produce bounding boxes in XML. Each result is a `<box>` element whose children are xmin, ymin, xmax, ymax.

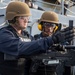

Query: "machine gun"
<box><xmin>30</xmin><ymin>20</ymin><xmax>75</xmax><ymax>75</ymax></box>
<box><xmin>31</xmin><ymin>45</ymin><xmax>75</xmax><ymax>65</ymax></box>
<box><xmin>30</xmin><ymin>45</ymin><xmax>75</xmax><ymax>75</ymax></box>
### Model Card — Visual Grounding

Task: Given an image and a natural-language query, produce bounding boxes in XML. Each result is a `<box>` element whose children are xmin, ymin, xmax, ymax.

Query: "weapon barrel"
<box><xmin>64</xmin><ymin>45</ymin><xmax>75</xmax><ymax>49</ymax></box>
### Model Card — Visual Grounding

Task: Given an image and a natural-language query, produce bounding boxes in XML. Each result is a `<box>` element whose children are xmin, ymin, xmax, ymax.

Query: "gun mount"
<box><xmin>30</xmin><ymin>45</ymin><xmax>75</xmax><ymax>75</ymax></box>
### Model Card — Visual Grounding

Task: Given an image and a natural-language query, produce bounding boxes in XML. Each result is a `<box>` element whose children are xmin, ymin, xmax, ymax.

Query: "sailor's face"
<box><xmin>16</xmin><ymin>16</ymin><xmax>29</xmax><ymax>29</ymax></box>
<box><xmin>43</xmin><ymin>22</ymin><xmax>55</xmax><ymax>36</ymax></box>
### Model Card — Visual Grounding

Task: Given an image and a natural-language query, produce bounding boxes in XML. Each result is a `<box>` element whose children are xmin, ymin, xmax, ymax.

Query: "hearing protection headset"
<box><xmin>38</xmin><ymin>11</ymin><xmax>60</xmax><ymax>32</ymax></box>
<box><xmin>38</xmin><ymin>23</ymin><xmax>59</xmax><ymax>32</ymax></box>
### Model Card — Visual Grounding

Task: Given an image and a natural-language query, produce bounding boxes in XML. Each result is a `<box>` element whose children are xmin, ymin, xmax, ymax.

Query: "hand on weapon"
<box><xmin>62</xmin><ymin>27</ymin><xmax>75</xmax><ymax>42</ymax></box>
<box><xmin>51</xmin><ymin>44</ymin><xmax>66</xmax><ymax>52</ymax></box>
<box><xmin>52</xmin><ymin>27</ymin><xmax>75</xmax><ymax>44</ymax></box>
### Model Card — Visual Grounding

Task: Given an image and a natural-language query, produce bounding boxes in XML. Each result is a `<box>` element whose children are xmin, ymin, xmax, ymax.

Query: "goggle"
<box><xmin>43</xmin><ymin>22</ymin><xmax>56</xmax><ymax>27</ymax></box>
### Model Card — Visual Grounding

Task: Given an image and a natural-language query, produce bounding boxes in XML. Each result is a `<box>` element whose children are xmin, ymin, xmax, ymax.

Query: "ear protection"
<box><xmin>53</xmin><ymin>25</ymin><xmax>58</xmax><ymax>32</ymax></box>
<box><xmin>38</xmin><ymin>23</ymin><xmax>59</xmax><ymax>32</ymax></box>
<box><xmin>38</xmin><ymin>23</ymin><xmax>42</xmax><ymax>31</ymax></box>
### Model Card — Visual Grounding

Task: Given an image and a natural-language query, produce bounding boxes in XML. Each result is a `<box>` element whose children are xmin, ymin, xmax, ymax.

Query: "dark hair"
<box><xmin>8</xmin><ymin>17</ymin><xmax>17</xmax><ymax>24</ymax></box>
<box><xmin>39</xmin><ymin>21</ymin><xmax>44</xmax><ymax>25</ymax></box>
<box><xmin>39</xmin><ymin>21</ymin><xmax>45</xmax><ymax>29</ymax></box>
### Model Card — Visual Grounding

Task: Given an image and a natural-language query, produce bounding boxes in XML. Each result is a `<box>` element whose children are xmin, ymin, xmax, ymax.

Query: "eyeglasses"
<box><xmin>43</xmin><ymin>22</ymin><xmax>56</xmax><ymax>27</ymax></box>
<box><xmin>19</xmin><ymin>16</ymin><xmax>29</xmax><ymax>20</ymax></box>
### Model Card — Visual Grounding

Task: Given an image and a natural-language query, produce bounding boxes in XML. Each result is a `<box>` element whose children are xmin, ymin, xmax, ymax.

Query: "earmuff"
<box><xmin>53</xmin><ymin>26</ymin><xmax>58</xmax><ymax>33</ymax></box>
<box><xmin>53</xmin><ymin>23</ymin><xmax>62</xmax><ymax>33</ymax></box>
<box><xmin>38</xmin><ymin>23</ymin><xmax>43</xmax><ymax>31</ymax></box>
<box><xmin>38</xmin><ymin>23</ymin><xmax>59</xmax><ymax>32</ymax></box>
<box><xmin>38</xmin><ymin>22</ymin><xmax>61</xmax><ymax>33</ymax></box>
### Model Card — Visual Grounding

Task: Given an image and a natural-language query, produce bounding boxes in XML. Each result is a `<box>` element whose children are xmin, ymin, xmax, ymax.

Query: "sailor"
<box><xmin>34</xmin><ymin>11</ymin><xmax>60</xmax><ymax>39</ymax></box>
<box><xmin>30</xmin><ymin>11</ymin><xmax>74</xmax><ymax>75</ymax></box>
<box><xmin>0</xmin><ymin>1</ymin><xmax>74</xmax><ymax>75</ymax></box>
<box><xmin>30</xmin><ymin>11</ymin><xmax>61</xmax><ymax>75</ymax></box>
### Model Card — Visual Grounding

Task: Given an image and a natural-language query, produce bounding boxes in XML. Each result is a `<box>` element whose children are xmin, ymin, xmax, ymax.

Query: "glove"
<box><xmin>52</xmin><ymin>27</ymin><xmax>74</xmax><ymax>44</ymax></box>
<box><xmin>51</xmin><ymin>44</ymin><xmax>65</xmax><ymax>52</ymax></box>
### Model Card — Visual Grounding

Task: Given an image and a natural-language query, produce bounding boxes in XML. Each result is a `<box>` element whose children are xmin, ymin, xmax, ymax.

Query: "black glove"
<box><xmin>52</xmin><ymin>27</ymin><xmax>74</xmax><ymax>44</ymax></box>
<box><xmin>51</xmin><ymin>44</ymin><xmax>65</xmax><ymax>52</ymax></box>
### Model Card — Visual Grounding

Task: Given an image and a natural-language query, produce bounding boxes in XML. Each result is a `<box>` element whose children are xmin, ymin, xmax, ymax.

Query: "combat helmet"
<box><xmin>6</xmin><ymin>1</ymin><xmax>31</xmax><ymax>20</ymax></box>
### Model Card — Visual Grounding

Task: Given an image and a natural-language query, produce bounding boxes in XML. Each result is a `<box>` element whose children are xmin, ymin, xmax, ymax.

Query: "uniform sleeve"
<box><xmin>18</xmin><ymin>37</ymin><xmax>54</xmax><ymax>56</ymax></box>
<box><xmin>0</xmin><ymin>29</ymin><xmax>54</xmax><ymax>56</ymax></box>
